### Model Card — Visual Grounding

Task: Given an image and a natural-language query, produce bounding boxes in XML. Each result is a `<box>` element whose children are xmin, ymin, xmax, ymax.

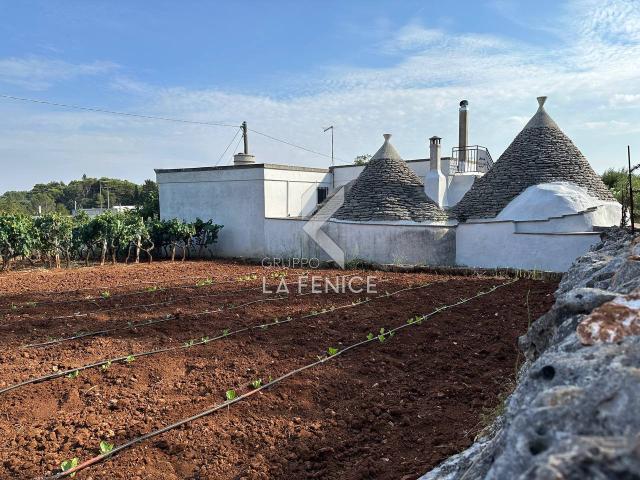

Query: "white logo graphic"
<box><xmin>303</xmin><ymin>187</ymin><xmax>345</xmax><ymax>269</ymax></box>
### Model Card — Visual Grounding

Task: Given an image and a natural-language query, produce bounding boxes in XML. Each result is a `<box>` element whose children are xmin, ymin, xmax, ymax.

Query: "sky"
<box><xmin>0</xmin><ymin>0</ymin><xmax>639</xmax><ymax>193</ymax></box>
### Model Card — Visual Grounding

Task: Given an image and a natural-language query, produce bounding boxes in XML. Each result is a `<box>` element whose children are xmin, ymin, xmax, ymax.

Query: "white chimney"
<box><xmin>425</xmin><ymin>136</ymin><xmax>447</xmax><ymax>207</ymax></box>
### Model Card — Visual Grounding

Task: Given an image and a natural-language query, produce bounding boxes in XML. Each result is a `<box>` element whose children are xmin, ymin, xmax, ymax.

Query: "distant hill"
<box><xmin>0</xmin><ymin>176</ymin><xmax>159</xmax><ymax>218</ymax></box>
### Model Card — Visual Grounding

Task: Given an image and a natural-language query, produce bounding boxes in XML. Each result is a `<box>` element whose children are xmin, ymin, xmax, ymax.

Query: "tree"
<box><xmin>34</xmin><ymin>213</ymin><xmax>74</xmax><ymax>268</ymax></box>
<box><xmin>137</xmin><ymin>180</ymin><xmax>160</xmax><ymax>219</ymax></box>
<box><xmin>0</xmin><ymin>214</ymin><xmax>36</xmax><ymax>270</ymax></box>
<box><xmin>192</xmin><ymin>218</ymin><xmax>223</xmax><ymax>258</ymax></box>
<box><xmin>354</xmin><ymin>154</ymin><xmax>371</xmax><ymax>166</ymax></box>
<box><xmin>602</xmin><ymin>168</ymin><xmax>640</xmax><ymax>227</ymax></box>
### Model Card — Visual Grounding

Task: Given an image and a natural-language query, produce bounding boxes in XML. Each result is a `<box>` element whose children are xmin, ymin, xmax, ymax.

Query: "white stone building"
<box><xmin>156</xmin><ymin>98</ymin><xmax>621</xmax><ymax>272</ymax></box>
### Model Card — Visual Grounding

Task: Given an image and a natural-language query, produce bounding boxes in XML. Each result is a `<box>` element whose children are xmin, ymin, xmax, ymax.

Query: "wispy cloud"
<box><xmin>0</xmin><ymin>56</ymin><xmax>118</xmax><ymax>90</ymax></box>
<box><xmin>0</xmin><ymin>0</ymin><xmax>639</xmax><ymax>193</ymax></box>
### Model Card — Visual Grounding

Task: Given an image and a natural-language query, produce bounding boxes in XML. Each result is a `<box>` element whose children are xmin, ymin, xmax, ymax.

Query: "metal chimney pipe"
<box><xmin>429</xmin><ymin>136</ymin><xmax>441</xmax><ymax>171</ymax></box>
<box><xmin>458</xmin><ymin>100</ymin><xmax>468</xmax><ymax>169</ymax></box>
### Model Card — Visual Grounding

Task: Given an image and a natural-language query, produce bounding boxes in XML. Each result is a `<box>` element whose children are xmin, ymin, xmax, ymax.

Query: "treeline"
<box><xmin>0</xmin><ymin>176</ymin><xmax>159</xmax><ymax>218</ymax></box>
<box><xmin>0</xmin><ymin>211</ymin><xmax>222</xmax><ymax>271</ymax></box>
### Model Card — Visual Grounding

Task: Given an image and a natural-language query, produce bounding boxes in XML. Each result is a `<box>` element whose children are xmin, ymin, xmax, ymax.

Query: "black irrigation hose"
<box><xmin>0</xmin><ymin>281</ymin><xmax>430</xmax><ymax>397</ymax></box>
<box><xmin>21</xmin><ymin>274</ymin><xmax>368</xmax><ymax>346</ymax></box>
<box><xmin>0</xmin><ymin>276</ymin><xmax>247</xmax><ymax>312</ymax></box>
<box><xmin>44</xmin><ymin>278</ymin><xmax>518</xmax><ymax>479</ymax></box>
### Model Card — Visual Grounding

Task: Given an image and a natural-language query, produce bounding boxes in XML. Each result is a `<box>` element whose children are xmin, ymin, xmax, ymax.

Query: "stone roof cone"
<box><xmin>452</xmin><ymin>97</ymin><xmax>616</xmax><ymax>220</ymax></box>
<box><xmin>333</xmin><ymin>134</ymin><xmax>448</xmax><ymax>222</ymax></box>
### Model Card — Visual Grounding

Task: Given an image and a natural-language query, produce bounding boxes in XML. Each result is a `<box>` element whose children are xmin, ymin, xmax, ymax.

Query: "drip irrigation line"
<box><xmin>44</xmin><ymin>278</ymin><xmax>518</xmax><ymax>479</ymax></box>
<box><xmin>0</xmin><ymin>274</ymin><xmax>269</xmax><ymax>312</ymax></box>
<box><xmin>24</xmin><ymin>274</ymin><xmax>364</xmax><ymax>328</ymax></box>
<box><xmin>0</xmin><ymin>272</ymin><xmax>217</xmax><ymax>302</ymax></box>
<box><xmin>21</xmin><ymin>274</ymin><xmax>367</xmax><ymax>345</ymax></box>
<box><xmin>1</xmin><ymin>280</ymin><xmax>428</xmax><ymax>397</ymax></box>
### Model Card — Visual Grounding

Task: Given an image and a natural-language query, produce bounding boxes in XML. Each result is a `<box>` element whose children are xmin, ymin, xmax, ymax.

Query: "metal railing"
<box><xmin>449</xmin><ymin>145</ymin><xmax>493</xmax><ymax>174</ymax></box>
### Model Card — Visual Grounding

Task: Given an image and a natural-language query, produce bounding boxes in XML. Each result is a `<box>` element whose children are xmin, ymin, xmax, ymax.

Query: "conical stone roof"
<box><xmin>333</xmin><ymin>134</ymin><xmax>448</xmax><ymax>222</ymax></box>
<box><xmin>452</xmin><ymin>97</ymin><xmax>616</xmax><ymax>221</ymax></box>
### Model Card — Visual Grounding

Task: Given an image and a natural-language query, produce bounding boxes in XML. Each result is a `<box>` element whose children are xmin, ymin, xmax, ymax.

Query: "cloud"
<box><xmin>0</xmin><ymin>56</ymin><xmax>118</xmax><ymax>90</ymax></box>
<box><xmin>0</xmin><ymin>0</ymin><xmax>639</xmax><ymax>193</ymax></box>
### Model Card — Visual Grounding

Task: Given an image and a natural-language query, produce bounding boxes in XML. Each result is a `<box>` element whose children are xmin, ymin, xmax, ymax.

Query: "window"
<box><xmin>317</xmin><ymin>187</ymin><xmax>329</xmax><ymax>204</ymax></box>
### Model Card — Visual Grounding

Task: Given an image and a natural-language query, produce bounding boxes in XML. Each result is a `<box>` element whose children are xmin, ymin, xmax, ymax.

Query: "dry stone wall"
<box><xmin>421</xmin><ymin>227</ymin><xmax>640</xmax><ymax>480</ymax></box>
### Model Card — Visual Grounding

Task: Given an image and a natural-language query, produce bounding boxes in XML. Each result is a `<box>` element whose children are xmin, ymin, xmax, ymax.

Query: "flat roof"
<box><xmin>155</xmin><ymin>163</ymin><xmax>330</xmax><ymax>174</ymax></box>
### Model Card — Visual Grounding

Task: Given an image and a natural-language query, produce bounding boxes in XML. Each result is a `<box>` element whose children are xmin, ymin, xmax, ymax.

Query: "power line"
<box><xmin>0</xmin><ymin>93</ymin><xmax>353</xmax><ymax>165</ymax></box>
<box><xmin>214</xmin><ymin>127</ymin><xmax>242</xmax><ymax>167</ymax></box>
<box><xmin>0</xmin><ymin>93</ymin><xmax>238</xmax><ymax>128</ymax></box>
<box><xmin>229</xmin><ymin>131</ymin><xmax>244</xmax><ymax>165</ymax></box>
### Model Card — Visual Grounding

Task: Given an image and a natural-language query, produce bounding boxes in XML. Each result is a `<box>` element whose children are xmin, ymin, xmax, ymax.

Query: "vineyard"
<box><xmin>0</xmin><ymin>261</ymin><xmax>557</xmax><ymax>479</ymax></box>
<box><xmin>0</xmin><ymin>211</ymin><xmax>222</xmax><ymax>270</ymax></box>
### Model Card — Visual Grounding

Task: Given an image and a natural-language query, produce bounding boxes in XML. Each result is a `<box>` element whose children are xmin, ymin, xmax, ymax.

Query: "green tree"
<box><xmin>0</xmin><ymin>214</ymin><xmax>36</xmax><ymax>270</ymax></box>
<box><xmin>602</xmin><ymin>168</ymin><xmax>639</xmax><ymax>226</ymax></box>
<box><xmin>34</xmin><ymin>213</ymin><xmax>74</xmax><ymax>268</ymax></box>
<box><xmin>354</xmin><ymin>154</ymin><xmax>371</xmax><ymax>166</ymax></box>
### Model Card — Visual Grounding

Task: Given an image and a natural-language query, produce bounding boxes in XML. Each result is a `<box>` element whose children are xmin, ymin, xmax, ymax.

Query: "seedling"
<box><xmin>101</xmin><ymin>360</ymin><xmax>112</xmax><ymax>372</ymax></box>
<box><xmin>24</xmin><ymin>301</ymin><xmax>37</xmax><ymax>308</ymax></box>
<box><xmin>407</xmin><ymin>315</ymin><xmax>422</xmax><ymax>325</ymax></box>
<box><xmin>99</xmin><ymin>440</ymin><xmax>114</xmax><ymax>455</ymax></box>
<box><xmin>201</xmin><ymin>336</ymin><xmax>210</xmax><ymax>343</ymax></box>
<box><xmin>222</xmin><ymin>328</ymin><xmax>230</xmax><ymax>337</ymax></box>
<box><xmin>125</xmin><ymin>355</ymin><xmax>135</xmax><ymax>363</ymax></box>
<box><xmin>378</xmin><ymin>328</ymin><xmax>387</xmax><ymax>343</ymax></box>
<box><xmin>366</xmin><ymin>332</ymin><xmax>375</xmax><ymax>341</ymax></box>
<box><xmin>251</xmin><ymin>379</ymin><xmax>262</xmax><ymax>389</ymax></box>
<box><xmin>196</xmin><ymin>278</ymin><xmax>213</xmax><ymax>287</ymax></box>
<box><xmin>100</xmin><ymin>291</ymin><xmax>111</xmax><ymax>299</ymax></box>
<box><xmin>327</xmin><ymin>347</ymin><xmax>338</xmax><ymax>356</ymax></box>
<box><xmin>66</xmin><ymin>370</ymin><xmax>80</xmax><ymax>379</ymax></box>
<box><xmin>183</xmin><ymin>339</ymin><xmax>196</xmax><ymax>347</ymax></box>
<box><xmin>10</xmin><ymin>304</ymin><xmax>17</xmax><ymax>311</ymax></box>
<box><xmin>225</xmin><ymin>389</ymin><xmax>237</xmax><ymax>401</ymax></box>
<box><xmin>146</xmin><ymin>286</ymin><xmax>159</xmax><ymax>293</ymax></box>
<box><xmin>60</xmin><ymin>457</ymin><xmax>78</xmax><ymax>476</ymax></box>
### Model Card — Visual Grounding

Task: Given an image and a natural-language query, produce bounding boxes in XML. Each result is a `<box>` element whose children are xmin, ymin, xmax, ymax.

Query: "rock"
<box><xmin>421</xmin><ymin>228</ymin><xmax>640</xmax><ymax>480</ymax></box>
<box><xmin>577</xmin><ymin>291</ymin><xmax>640</xmax><ymax>345</ymax></box>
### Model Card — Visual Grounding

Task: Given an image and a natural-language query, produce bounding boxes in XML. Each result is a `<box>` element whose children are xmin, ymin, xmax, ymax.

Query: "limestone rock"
<box><xmin>577</xmin><ymin>291</ymin><xmax>640</xmax><ymax>345</ymax></box>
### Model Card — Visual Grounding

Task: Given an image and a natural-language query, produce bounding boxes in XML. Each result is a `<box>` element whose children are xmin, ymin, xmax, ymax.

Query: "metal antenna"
<box><xmin>323</xmin><ymin>126</ymin><xmax>334</xmax><ymax>167</ymax></box>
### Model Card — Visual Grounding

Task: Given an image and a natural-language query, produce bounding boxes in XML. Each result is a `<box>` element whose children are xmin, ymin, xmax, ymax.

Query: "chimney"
<box><xmin>234</xmin><ymin>121</ymin><xmax>256</xmax><ymax>165</ymax></box>
<box><xmin>425</xmin><ymin>136</ymin><xmax>447</xmax><ymax>208</ymax></box>
<box><xmin>458</xmin><ymin>100</ymin><xmax>468</xmax><ymax>169</ymax></box>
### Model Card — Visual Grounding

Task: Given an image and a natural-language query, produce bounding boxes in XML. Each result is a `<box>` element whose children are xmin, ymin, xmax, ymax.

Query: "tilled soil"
<box><xmin>0</xmin><ymin>261</ymin><xmax>557</xmax><ymax>479</ymax></box>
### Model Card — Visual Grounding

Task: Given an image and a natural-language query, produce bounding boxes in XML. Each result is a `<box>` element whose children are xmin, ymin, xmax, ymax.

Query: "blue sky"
<box><xmin>0</xmin><ymin>0</ymin><xmax>638</xmax><ymax>193</ymax></box>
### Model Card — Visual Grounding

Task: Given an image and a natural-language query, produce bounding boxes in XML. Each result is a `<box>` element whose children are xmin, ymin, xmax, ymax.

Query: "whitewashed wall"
<box><xmin>456</xmin><ymin>219</ymin><xmax>602</xmax><ymax>272</ymax></box>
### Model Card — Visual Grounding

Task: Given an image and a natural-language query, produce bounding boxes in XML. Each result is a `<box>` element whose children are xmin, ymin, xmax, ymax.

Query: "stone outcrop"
<box><xmin>420</xmin><ymin>227</ymin><xmax>640</xmax><ymax>480</ymax></box>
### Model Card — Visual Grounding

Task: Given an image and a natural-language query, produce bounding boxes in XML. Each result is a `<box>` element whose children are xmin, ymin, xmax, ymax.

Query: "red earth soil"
<box><xmin>0</xmin><ymin>261</ymin><xmax>557</xmax><ymax>479</ymax></box>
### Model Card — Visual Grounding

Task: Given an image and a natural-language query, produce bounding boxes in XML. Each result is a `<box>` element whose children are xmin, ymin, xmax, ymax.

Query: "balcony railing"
<box><xmin>449</xmin><ymin>145</ymin><xmax>493</xmax><ymax>174</ymax></box>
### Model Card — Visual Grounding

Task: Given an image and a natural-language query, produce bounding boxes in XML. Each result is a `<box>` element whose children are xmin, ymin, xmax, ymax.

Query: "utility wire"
<box><xmin>214</xmin><ymin>127</ymin><xmax>242</xmax><ymax>167</ymax></box>
<box><xmin>228</xmin><ymin>131</ymin><xmax>244</xmax><ymax>164</ymax></box>
<box><xmin>0</xmin><ymin>94</ymin><xmax>238</xmax><ymax>128</ymax></box>
<box><xmin>0</xmin><ymin>93</ymin><xmax>352</xmax><ymax>165</ymax></box>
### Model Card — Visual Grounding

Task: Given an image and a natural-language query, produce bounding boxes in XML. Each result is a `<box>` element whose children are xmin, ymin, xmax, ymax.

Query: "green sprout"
<box><xmin>60</xmin><ymin>458</ymin><xmax>78</xmax><ymax>477</ymax></box>
<box><xmin>100</xmin><ymin>291</ymin><xmax>111</xmax><ymax>299</ymax></box>
<box><xmin>10</xmin><ymin>304</ymin><xmax>17</xmax><ymax>311</ymax></box>
<box><xmin>225</xmin><ymin>389</ymin><xmax>237</xmax><ymax>401</ymax></box>
<box><xmin>222</xmin><ymin>328</ymin><xmax>230</xmax><ymax>337</ymax></box>
<box><xmin>146</xmin><ymin>286</ymin><xmax>159</xmax><ymax>293</ymax></box>
<box><xmin>101</xmin><ymin>360</ymin><xmax>112</xmax><ymax>372</ymax></box>
<box><xmin>327</xmin><ymin>347</ymin><xmax>338</xmax><ymax>356</ymax></box>
<box><xmin>183</xmin><ymin>339</ymin><xmax>196</xmax><ymax>347</ymax></box>
<box><xmin>196</xmin><ymin>278</ymin><xmax>213</xmax><ymax>287</ymax></box>
<box><xmin>251</xmin><ymin>379</ymin><xmax>262</xmax><ymax>389</ymax></box>
<box><xmin>99</xmin><ymin>440</ymin><xmax>114</xmax><ymax>455</ymax></box>
<box><xmin>66</xmin><ymin>370</ymin><xmax>80</xmax><ymax>379</ymax></box>
<box><xmin>378</xmin><ymin>328</ymin><xmax>387</xmax><ymax>343</ymax></box>
<box><xmin>201</xmin><ymin>336</ymin><xmax>210</xmax><ymax>343</ymax></box>
<box><xmin>366</xmin><ymin>332</ymin><xmax>375</xmax><ymax>341</ymax></box>
<box><xmin>125</xmin><ymin>355</ymin><xmax>135</xmax><ymax>363</ymax></box>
